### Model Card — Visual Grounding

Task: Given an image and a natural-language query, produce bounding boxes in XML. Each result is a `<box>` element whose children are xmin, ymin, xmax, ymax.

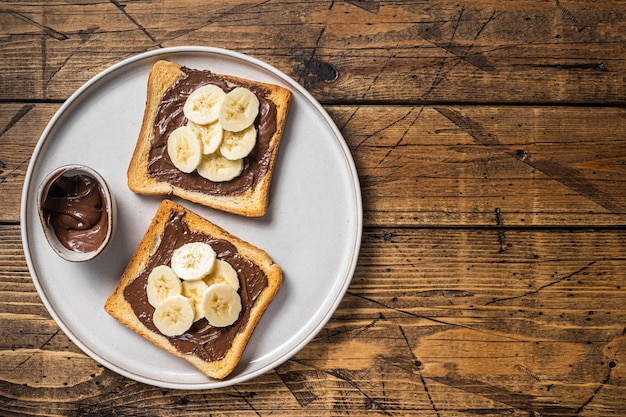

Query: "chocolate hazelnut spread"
<box><xmin>123</xmin><ymin>209</ymin><xmax>268</xmax><ymax>361</ymax></box>
<box><xmin>148</xmin><ymin>67</ymin><xmax>278</xmax><ymax>195</ymax></box>
<box><xmin>41</xmin><ymin>173</ymin><xmax>109</xmax><ymax>253</ymax></box>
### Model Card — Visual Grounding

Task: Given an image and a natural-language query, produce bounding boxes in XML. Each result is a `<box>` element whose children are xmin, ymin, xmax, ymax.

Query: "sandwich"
<box><xmin>104</xmin><ymin>199</ymin><xmax>282</xmax><ymax>379</ymax></box>
<box><xmin>127</xmin><ymin>60</ymin><xmax>291</xmax><ymax>216</ymax></box>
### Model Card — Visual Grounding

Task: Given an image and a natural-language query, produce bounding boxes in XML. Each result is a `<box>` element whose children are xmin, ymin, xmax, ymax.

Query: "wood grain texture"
<box><xmin>0</xmin><ymin>104</ymin><xmax>57</xmax><ymax>223</ymax></box>
<box><xmin>2</xmin><ymin>104</ymin><xmax>624</xmax><ymax>226</ymax></box>
<box><xmin>2</xmin><ymin>225</ymin><xmax>626</xmax><ymax>415</ymax></box>
<box><xmin>331</xmin><ymin>105</ymin><xmax>626</xmax><ymax>227</ymax></box>
<box><xmin>2</xmin><ymin>0</ymin><xmax>626</xmax><ymax>415</ymax></box>
<box><xmin>0</xmin><ymin>1</ymin><xmax>624</xmax><ymax>104</ymax></box>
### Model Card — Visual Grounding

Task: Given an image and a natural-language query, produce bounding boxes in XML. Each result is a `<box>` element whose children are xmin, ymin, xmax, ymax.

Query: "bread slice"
<box><xmin>104</xmin><ymin>199</ymin><xmax>282</xmax><ymax>379</ymax></box>
<box><xmin>128</xmin><ymin>60</ymin><xmax>291</xmax><ymax>216</ymax></box>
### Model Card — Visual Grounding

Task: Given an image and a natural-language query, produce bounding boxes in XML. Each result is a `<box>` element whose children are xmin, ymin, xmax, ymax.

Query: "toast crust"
<box><xmin>127</xmin><ymin>60</ymin><xmax>291</xmax><ymax>217</ymax></box>
<box><xmin>104</xmin><ymin>199</ymin><xmax>282</xmax><ymax>379</ymax></box>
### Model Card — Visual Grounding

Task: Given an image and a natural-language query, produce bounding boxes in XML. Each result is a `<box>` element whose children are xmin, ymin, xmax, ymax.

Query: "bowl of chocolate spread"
<box><xmin>38</xmin><ymin>165</ymin><xmax>116</xmax><ymax>262</ymax></box>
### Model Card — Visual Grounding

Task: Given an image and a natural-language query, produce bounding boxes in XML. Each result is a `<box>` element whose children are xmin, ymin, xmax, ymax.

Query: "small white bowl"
<box><xmin>37</xmin><ymin>165</ymin><xmax>116</xmax><ymax>262</ymax></box>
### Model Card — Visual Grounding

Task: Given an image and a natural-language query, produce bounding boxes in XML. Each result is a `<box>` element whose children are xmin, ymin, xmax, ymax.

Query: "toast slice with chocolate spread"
<box><xmin>127</xmin><ymin>60</ymin><xmax>291</xmax><ymax>216</ymax></box>
<box><xmin>104</xmin><ymin>199</ymin><xmax>282</xmax><ymax>379</ymax></box>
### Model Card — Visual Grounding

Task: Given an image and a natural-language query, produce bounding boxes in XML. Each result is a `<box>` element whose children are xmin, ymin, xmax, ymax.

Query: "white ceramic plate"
<box><xmin>21</xmin><ymin>47</ymin><xmax>362</xmax><ymax>389</ymax></box>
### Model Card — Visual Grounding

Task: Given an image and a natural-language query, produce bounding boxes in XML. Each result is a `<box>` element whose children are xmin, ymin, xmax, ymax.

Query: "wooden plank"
<box><xmin>4</xmin><ymin>1</ymin><xmax>625</xmax><ymax>415</ymax></box>
<box><xmin>0</xmin><ymin>1</ymin><xmax>625</xmax><ymax>104</ymax></box>
<box><xmin>3</xmin><ymin>103</ymin><xmax>625</xmax><ymax>226</ymax></box>
<box><xmin>2</xmin><ymin>224</ymin><xmax>626</xmax><ymax>415</ymax></box>
<box><xmin>0</xmin><ymin>104</ymin><xmax>57</xmax><ymax>222</ymax></box>
<box><xmin>331</xmin><ymin>105</ymin><xmax>626</xmax><ymax>227</ymax></box>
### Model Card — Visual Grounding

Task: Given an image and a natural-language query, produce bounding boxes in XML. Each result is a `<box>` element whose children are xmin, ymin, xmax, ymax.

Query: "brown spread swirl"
<box><xmin>123</xmin><ymin>209</ymin><xmax>269</xmax><ymax>361</ymax></box>
<box><xmin>41</xmin><ymin>173</ymin><xmax>109</xmax><ymax>253</ymax></box>
<box><xmin>148</xmin><ymin>67</ymin><xmax>278</xmax><ymax>195</ymax></box>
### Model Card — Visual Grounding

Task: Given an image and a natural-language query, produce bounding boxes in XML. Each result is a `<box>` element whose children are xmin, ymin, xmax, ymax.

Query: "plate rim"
<box><xmin>20</xmin><ymin>46</ymin><xmax>362</xmax><ymax>389</ymax></box>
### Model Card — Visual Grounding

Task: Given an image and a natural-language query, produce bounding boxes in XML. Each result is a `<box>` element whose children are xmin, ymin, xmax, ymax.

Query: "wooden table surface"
<box><xmin>2</xmin><ymin>1</ymin><xmax>626</xmax><ymax>415</ymax></box>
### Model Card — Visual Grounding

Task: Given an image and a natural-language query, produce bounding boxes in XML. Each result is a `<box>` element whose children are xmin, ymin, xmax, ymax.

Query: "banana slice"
<box><xmin>220</xmin><ymin>124</ymin><xmax>257</xmax><ymax>160</ymax></box>
<box><xmin>204</xmin><ymin>259</ymin><xmax>240</xmax><ymax>290</ymax></box>
<box><xmin>153</xmin><ymin>294</ymin><xmax>195</xmax><ymax>337</ymax></box>
<box><xmin>183</xmin><ymin>84</ymin><xmax>226</xmax><ymax>125</ymax></box>
<box><xmin>197</xmin><ymin>152</ymin><xmax>243</xmax><ymax>182</ymax></box>
<box><xmin>187</xmin><ymin>121</ymin><xmax>223</xmax><ymax>155</ymax></box>
<box><xmin>182</xmin><ymin>279</ymin><xmax>210</xmax><ymax>322</ymax></box>
<box><xmin>202</xmin><ymin>283</ymin><xmax>242</xmax><ymax>327</ymax></box>
<box><xmin>171</xmin><ymin>242</ymin><xmax>216</xmax><ymax>281</ymax></box>
<box><xmin>218</xmin><ymin>87</ymin><xmax>260</xmax><ymax>132</ymax></box>
<box><xmin>146</xmin><ymin>265</ymin><xmax>182</xmax><ymax>308</ymax></box>
<box><xmin>167</xmin><ymin>125</ymin><xmax>203</xmax><ymax>173</ymax></box>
